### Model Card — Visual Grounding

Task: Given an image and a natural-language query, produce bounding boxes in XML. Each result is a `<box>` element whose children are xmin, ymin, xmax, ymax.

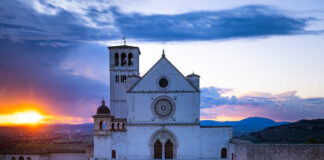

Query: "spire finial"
<box><xmin>122</xmin><ymin>35</ymin><xmax>126</xmax><ymax>45</ymax></box>
<box><xmin>162</xmin><ymin>49</ymin><xmax>165</xmax><ymax>58</ymax></box>
<box><xmin>102</xmin><ymin>97</ymin><xmax>105</xmax><ymax>105</ymax></box>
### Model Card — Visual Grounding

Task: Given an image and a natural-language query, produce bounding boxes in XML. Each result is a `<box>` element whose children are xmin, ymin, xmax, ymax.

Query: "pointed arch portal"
<box><xmin>150</xmin><ymin>129</ymin><xmax>177</xmax><ymax>159</ymax></box>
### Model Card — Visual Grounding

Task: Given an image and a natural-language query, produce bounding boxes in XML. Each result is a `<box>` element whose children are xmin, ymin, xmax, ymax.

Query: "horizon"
<box><xmin>1</xmin><ymin>0</ymin><xmax>324</xmax><ymax>125</ymax></box>
<box><xmin>0</xmin><ymin>116</ymin><xmax>316</xmax><ymax>126</ymax></box>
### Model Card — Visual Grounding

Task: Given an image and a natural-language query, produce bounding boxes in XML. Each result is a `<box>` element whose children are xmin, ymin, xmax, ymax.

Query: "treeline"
<box><xmin>239</xmin><ymin>119</ymin><xmax>324</xmax><ymax>144</ymax></box>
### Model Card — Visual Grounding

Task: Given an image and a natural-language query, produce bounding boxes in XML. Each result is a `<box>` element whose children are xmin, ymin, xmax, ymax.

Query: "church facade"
<box><xmin>92</xmin><ymin>45</ymin><xmax>233</xmax><ymax>160</ymax></box>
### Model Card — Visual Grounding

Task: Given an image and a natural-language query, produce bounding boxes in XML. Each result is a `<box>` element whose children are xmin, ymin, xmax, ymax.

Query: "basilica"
<box><xmin>92</xmin><ymin>44</ymin><xmax>233</xmax><ymax>160</ymax></box>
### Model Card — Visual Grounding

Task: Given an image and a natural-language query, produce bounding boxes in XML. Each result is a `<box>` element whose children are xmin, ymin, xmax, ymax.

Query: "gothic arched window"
<box><xmin>128</xmin><ymin>53</ymin><xmax>133</xmax><ymax>66</ymax></box>
<box><xmin>121</xmin><ymin>53</ymin><xmax>126</xmax><ymax>66</ymax></box>
<box><xmin>112</xmin><ymin>150</ymin><xmax>116</xmax><ymax>159</ymax></box>
<box><xmin>117</xmin><ymin>123</ymin><xmax>120</xmax><ymax>130</ymax></box>
<box><xmin>221</xmin><ymin>148</ymin><xmax>227</xmax><ymax>158</ymax></box>
<box><xmin>122</xmin><ymin>123</ymin><xmax>125</xmax><ymax>130</ymax></box>
<box><xmin>114</xmin><ymin>53</ymin><xmax>119</xmax><ymax>66</ymax></box>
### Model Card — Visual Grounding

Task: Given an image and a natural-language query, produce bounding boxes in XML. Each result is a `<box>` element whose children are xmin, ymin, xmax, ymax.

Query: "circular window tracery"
<box><xmin>151</xmin><ymin>96</ymin><xmax>175</xmax><ymax>119</ymax></box>
<box><xmin>155</xmin><ymin>99</ymin><xmax>172</xmax><ymax>116</ymax></box>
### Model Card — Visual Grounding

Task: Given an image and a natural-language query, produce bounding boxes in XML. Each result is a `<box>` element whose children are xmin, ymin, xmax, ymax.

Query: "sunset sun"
<box><xmin>0</xmin><ymin>111</ymin><xmax>48</xmax><ymax>125</ymax></box>
<box><xmin>16</xmin><ymin>111</ymin><xmax>45</xmax><ymax>124</ymax></box>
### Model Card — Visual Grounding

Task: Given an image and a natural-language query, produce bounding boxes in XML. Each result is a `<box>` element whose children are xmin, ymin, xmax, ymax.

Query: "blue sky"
<box><xmin>0</xmin><ymin>0</ymin><xmax>324</xmax><ymax>122</ymax></box>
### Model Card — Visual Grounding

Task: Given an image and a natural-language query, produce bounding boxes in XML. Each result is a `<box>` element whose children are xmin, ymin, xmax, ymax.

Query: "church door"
<box><xmin>154</xmin><ymin>140</ymin><xmax>162</xmax><ymax>159</ymax></box>
<box><xmin>165</xmin><ymin>140</ymin><xmax>173</xmax><ymax>159</ymax></box>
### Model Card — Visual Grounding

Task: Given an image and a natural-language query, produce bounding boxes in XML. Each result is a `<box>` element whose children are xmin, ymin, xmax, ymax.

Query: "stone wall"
<box><xmin>234</xmin><ymin>144</ymin><xmax>324</xmax><ymax>160</ymax></box>
<box><xmin>200</xmin><ymin>126</ymin><xmax>233</xmax><ymax>159</ymax></box>
<box><xmin>0</xmin><ymin>153</ymin><xmax>87</xmax><ymax>160</ymax></box>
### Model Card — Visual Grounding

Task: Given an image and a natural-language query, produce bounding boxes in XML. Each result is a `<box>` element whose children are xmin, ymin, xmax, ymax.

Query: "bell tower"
<box><xmin>108</xmin><ymin>44</ymin><xmax>141</xmax><ymax>118</ymax></box>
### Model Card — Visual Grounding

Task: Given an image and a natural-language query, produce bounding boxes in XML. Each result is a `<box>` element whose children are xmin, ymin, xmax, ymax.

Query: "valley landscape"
<box><xmin>0</xmin><ymin>117</ymin><xmax>322</xmax><ymax>153</ymax></box>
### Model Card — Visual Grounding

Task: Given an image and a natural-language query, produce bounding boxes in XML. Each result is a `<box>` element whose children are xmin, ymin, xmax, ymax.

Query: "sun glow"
<box><xmin>16</xmin><ymin>111</ymin><xmax>45</xmax><ymax>124</ymax></box>
<box><xmin>0</xmin><ymin>111</ymin><xmax>49</xmax><ymax>125</ymax></box>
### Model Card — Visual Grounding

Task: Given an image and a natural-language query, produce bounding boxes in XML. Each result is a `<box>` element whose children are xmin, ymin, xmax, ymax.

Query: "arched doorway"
<box><xmin>150</xmin><ymin>129</ymin><xmax>177</xmax><ymax>159</ymax></box>
<box><xmin>154</xmin><ymin>140</ymin><xmax>162</xmax><ymax>159</ymax></box>
<box><xmin>221</xmin><ymin>148</ymin><xmax>227</xmax><ymax>158</ymax></box>
<box><xmin>112</xmin><ymin>150</ymin><xmax>116</xmax><ymax>159</ymax></box>
<box><xmin>165</xmin><ymin>140</ymin><xmax>173</xmax><ymax>159</ymax></box>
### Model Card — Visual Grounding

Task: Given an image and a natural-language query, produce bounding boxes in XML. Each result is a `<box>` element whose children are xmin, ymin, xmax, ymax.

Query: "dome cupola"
<box><xmin>96</xmin><ymin>100</ymin><xmax>110</xmax><ymax>115</ymax></box>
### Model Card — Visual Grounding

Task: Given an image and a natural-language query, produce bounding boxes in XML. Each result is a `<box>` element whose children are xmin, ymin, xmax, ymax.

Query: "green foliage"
<box><xmin>239</xmin><ymin>119</ymin><xmax>324</xmax><ymax>144</ymax></box>
<box><xmin>306</xmin><ymin>137</ymin><xmax>318</xmax><ymax>144</ymax></box>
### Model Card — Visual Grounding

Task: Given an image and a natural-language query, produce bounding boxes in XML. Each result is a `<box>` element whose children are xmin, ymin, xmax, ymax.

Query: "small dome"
<box><xmin>96</xmin><ymin>100</ymin><xmax>110</xmax><ymax>114</ymax></box>
<box><xmin>187</xmin><ymin>73</ymin><xmax>200</xmax><ymax>78</ymax></box>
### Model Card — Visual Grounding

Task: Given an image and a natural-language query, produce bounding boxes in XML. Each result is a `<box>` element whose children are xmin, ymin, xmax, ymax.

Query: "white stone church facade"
<box><xmin>92</xmin><ymin>45</ymin><xmax>233</xmax><ymax>160</ymax></box>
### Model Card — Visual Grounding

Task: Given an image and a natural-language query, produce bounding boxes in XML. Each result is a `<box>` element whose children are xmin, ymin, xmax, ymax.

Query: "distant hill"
<box><xmin>239</xmin><ymin>119</ymin><xmax>324</xmax><ymax>144</ymax></box>
<box><xmin>201</xmin><ymin>117</ymin><xmax>290</xmax><ymax>137</ymax></box>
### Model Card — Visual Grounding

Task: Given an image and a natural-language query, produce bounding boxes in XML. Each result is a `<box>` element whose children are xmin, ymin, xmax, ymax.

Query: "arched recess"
<box><xmin>221</xmin><ymin>148</ymin><xmax>227</xmax><ymax>158</ymax></box>
<box><xmin>111</xmin><ymin>123</ymin><xmax>115</xmax><ymax>130</ymax></box>
<box><xmin>128</xmin><ymin>53</ymin><xmax>133</xmax><ymax>66</ymax></box>
<box><xmin>99</xmin><ymin>121</ymin><xmax>106</xmax><ymax>131</ymax></box>
<box><xmin>121</xmin><ymin>53</ymin><xmax>126</xmax><ymax>66</ymax></box>
<box><xmin>27</xmin><ymin>157</ymin><xmax>31</xmax><ymax>160</ymax></box>
<box><xmin>122</xmin><ymin>123</ymin><xmax>125</xmax><ymax>130</ymax></box>
<box><xmin>149</xmin><ymin>129</ymin><xmax>178</xmax><ymax>159</ymax></box>
<box><xmin>112</xmin><ymin>150</ymin><xmax>116</xmax><ymax>159</ymax></box>
<box><xmin>154</xmin><ymin>140</ymin><xmax>162</xmax><ymax>159</ymax></box>
<box><xmin>11</xmin><ymin>157</ymin><xmax>16</xmax><ymax>160</ymax></box>
<box><xmin>114</xmin><ymin>53</ymin><xmax>119</xmax><ymax>66</ymax></box>
<box><xmin>19</xmin><ymin>156</ymin><xmax>24</xmax><ymax>160</ymax></box>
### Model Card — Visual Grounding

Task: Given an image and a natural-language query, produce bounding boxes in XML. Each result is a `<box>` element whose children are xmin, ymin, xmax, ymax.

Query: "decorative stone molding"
<box><xmin>151</xmin><ymin>95</ymin><xmax>176</xmax><ymax>120</ymax></box>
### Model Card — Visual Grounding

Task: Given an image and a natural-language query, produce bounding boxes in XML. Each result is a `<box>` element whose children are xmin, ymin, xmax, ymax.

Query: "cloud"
<box><xmin>0</xmin><ymin>0</ymin><xmax>119</xmax><ymax>42</ymax></box>
<box><xmin>200</xmin><ymin>87</ymin><xmax>237</xmax><ymax>108</ymax></box>
<box><xmin>0</xmin><ymin>0</ymin><xmax>321</xmax><ymax>43</ymax></box>
<box><xmin>0</xmin><ymin>39</ymin><xmax>109</xmax><ymax>121</ymax></box>
<box><xmin>200</xmin><ymin>86</ymin><xmax>324</xmax><ymax>121</ymax></box>
<box><xmin>114</xmin><ymin>5</ymin><xmax>316</xmax><ymax>41</ymax></box>
<box><xmin>0</xmin><ymin>0</ymin><xmax>323</xmax><ymax>123</ymax></box>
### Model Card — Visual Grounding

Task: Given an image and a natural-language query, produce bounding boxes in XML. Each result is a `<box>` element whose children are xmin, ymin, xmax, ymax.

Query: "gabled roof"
<box><xmin>128</xmin><ymin>55</ymin><xmax>200</xmax><ymax>92</ymax></box>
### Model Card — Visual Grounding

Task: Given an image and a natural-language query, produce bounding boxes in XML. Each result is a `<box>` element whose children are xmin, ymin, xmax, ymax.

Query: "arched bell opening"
<box><xmin>99</xmin><ymin>121</ymin><xmax>106</xmax><ymax>131</ymax></box>
<box><xmin>114</xmin><ymin>53</ymin><xmax>119</xmax><ymax>66</ymax></box>
<box><xmin>128</xmin><ymin>53</ymin><xmax>133</xmax><ymax>66</ymax></box>
<box><xmin>121</xmin><ymin>53</ymin><xmax>126</xmax><ymax>66</ymax></box>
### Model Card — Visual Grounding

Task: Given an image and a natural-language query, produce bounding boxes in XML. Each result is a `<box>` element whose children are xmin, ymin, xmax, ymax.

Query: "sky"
<box><xmin>0</xmin><ymin>0</ymin><xmax>324</xmax><ymax>124</ymax></box>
